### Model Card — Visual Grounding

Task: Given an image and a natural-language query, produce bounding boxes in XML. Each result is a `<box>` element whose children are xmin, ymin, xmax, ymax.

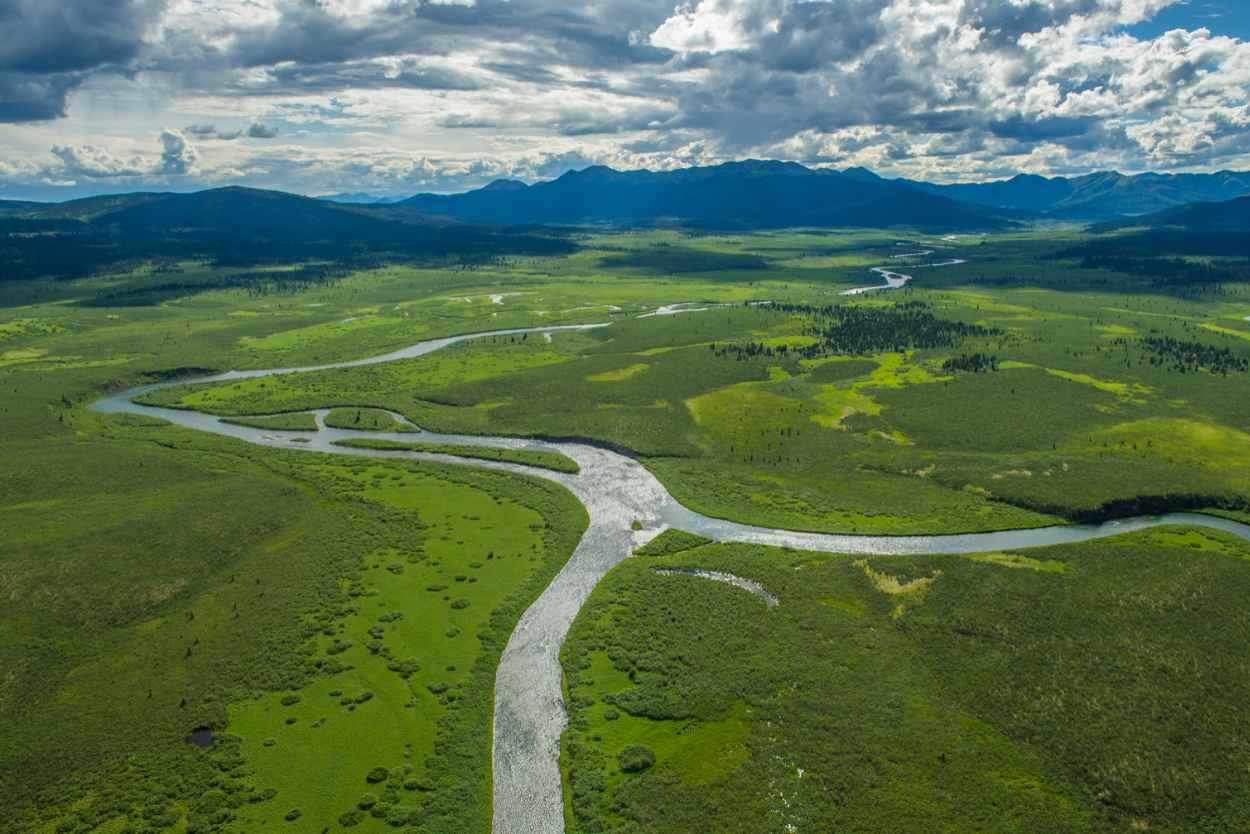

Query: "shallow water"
<box><xmin>186</xmin><ymin>727</ymin><xmax>214</xmax><ymax>748</ymax></box>
<box><xmin>93</xmin><ymin>316</ymin><xmax>1250</xmax><ymax>834</ymax></box>
<box><xmin>653</xmin><ymin>568</ymin><xmax>779</xmax><ymax>607</ymax></box>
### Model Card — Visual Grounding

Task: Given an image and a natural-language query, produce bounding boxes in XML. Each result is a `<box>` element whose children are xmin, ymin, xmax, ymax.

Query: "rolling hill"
<box><xmin>0</xmin><ymin>187</ymin><xmax>574</xmax><ymax>284</ymax></box>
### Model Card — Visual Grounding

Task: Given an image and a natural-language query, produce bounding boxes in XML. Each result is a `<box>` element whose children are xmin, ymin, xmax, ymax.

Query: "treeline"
<box><xmin>80</xmin><ymin>264</ymin><xmax>358</xmax><ymax>307</ymax></box>
<box><xmin>1138</xmin><ymin>336</ymin><xmax>1248</xmax><ymax>375</ymax></box>
<box><xmin>1078</xmin><ymin>255</ymin><xmax>1249</xmax><ymax>288</ymax></box>
<box><xmin>711</xmin><ymin>301</ymin><xmax>997</xmax><ymax>361</ymax></box>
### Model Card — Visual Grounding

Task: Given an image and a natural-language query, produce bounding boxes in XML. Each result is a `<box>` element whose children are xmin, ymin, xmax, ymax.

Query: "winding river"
<box><xmin>91</xmin><ymin>302</ymin><xmax>1250</xmax><ymax>834</ymax></box>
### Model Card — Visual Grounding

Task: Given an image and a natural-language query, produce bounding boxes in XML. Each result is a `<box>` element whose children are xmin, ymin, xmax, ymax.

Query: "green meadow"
<box><xmin>1</xmin><ymin>226</ymin><xmax>1248</xmax><ymax>832</ymax></box>
<box><xmin>562</xmin><ymin>527</ymin><xmax>1250</xmax><ymax>833</ymax></box>
<box><xmin>140</xmin><ymin>230</ymin><xmax>1250</xmax><ymax>534</ymax></box>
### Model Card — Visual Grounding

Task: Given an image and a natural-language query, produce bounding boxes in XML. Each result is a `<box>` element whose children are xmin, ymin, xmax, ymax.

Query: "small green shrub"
<box><xmin>618</xmin><ymin>745</ymin><xmax>656</xmax><ymax>774</ymax></box>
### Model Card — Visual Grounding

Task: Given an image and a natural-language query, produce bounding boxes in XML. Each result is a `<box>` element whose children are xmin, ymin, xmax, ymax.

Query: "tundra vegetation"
<box><xmin>562</xmin><ymin>528</ymin><xmax>1250</xmax><ymax>833</ymax></box>
<box><xmin>1</xmin><ymin>225</ymin><xmax>1248</xmax><ymax>832</ymax></box>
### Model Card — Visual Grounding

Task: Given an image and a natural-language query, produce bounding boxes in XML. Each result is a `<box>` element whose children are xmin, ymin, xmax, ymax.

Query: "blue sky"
<box><xmin>1127</xmin><ymin>1</ymin><xmax>1250</xmax><ymax>40</ymax></box>
<box><xmin>2</xmin><ymin>0</ymin><xmax>1249</xmax><ymax>201</ymax></box>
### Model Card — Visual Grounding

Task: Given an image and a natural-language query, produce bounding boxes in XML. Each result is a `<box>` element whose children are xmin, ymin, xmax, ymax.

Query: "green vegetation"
<box><xmin>132</xmin><ymin>228</ymin><xmax>1250</xmax><ymax>534</ymax></box>
<box><xmin>221</xmin><ymin>412</ymin><xmax>319</xmax><ymax>431</ymax></box>
<box><xmin>332</xmin><ymin>438</ymin><xmax>581</xmax><ymax>474</ymax></box>
<box><xmin>2</xmin><ymin>223</ymin><xmax>1249</xmax><ymax>832</ymax></box>
<box><xmin>0</xmin><ymin>262</ymin><xmax>591</xmax><ymax>834</ymax></box>
<box><xmin>634</xmin><ymin>528</ymin><xmax>712</xmax><ymax>557</ymax></box>
<box><xmin>324</xmin><ymin>407</ymin><xmax>416</xmax><ymax>432</ymax></box>
<box><xmin>563</xmin><ymin>528</ymin><xmax>1250</xmax><ymax>833</ymax></box>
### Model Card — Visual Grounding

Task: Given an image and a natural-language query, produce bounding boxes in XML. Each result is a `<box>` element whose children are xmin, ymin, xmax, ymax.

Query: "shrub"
<box><xmin>366</xmin><ymin>767</ymin><xmax>390</xmax><ymax>784</ymax></box>
<box><xmin>357</xmin><ymin>793</ymin><xmax>378</xmax><ymax>810</ymax></box>
<box><xmin>618</xmin><ymin>745</ymin><xmax>656</xmax><ymax>773</ymax></box>
<box><xmin>283</xmin><ymin>809</ymin><xmax>301</xmax><ymax>822</ymax></box>
<box><xmin>387</xmin><ymin>658</ymin><xmax>421</xmax><ymax>678</ymax></box>
<box><xmin>450</xmin><ymin>599</ymin><xmax>470</xmax><ymax>610</ymax></box>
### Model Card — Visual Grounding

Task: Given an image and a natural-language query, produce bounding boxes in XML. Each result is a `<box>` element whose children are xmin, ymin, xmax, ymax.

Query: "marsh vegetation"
<box><xmin>2</xmin><ymin>224</ymin><xmax>1248</xmax><ymax>833</ymax></box>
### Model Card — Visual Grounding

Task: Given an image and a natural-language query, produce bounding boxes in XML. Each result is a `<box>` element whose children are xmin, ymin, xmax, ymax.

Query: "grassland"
<box><xmin>2</xmin><ymin>224</ymin><xmax>1248</xmax><ymax>833</ymax></box>
<box><xmin>221</xmin><ymin>412</ymin><xmax>319</xmax><ymax>431</ymax></box>
<box><xmin>0</xmin><ymin>262</ymin><xmax>595</xmax><ymax>834</ymax></box>
<box><xmin>562</xmin><ymin>527</ymin><xmax>1250</xmax><ymax>833</ymax></box>
<box><xmin>137</xmin><ymin>229</ymin><xmax>1250</xmax><ymax>534</ymax></box>
<box><xmin>323</xmin><ymin>407</ymin><xmax>417</xmax><ymax>432</ymax></box>
<box><xmin>332</xmin><ymin>437</ymin><xmax>581</xmax><ymax>473</ymax></box>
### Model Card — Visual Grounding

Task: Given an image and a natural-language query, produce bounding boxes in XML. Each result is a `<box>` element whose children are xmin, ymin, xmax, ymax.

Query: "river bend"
<box><xmin>91</xmin><ymin>312</ymin><xmax>1250</xmax><ymax>834</ymax></box>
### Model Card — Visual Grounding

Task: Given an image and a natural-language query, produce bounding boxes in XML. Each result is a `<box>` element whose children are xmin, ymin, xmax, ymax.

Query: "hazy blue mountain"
<box><xmin>403</xmin><ymin>160</ymin><xmax>1013</xmax><ymax>231</ymax></box>
<box><xmin>1060</xmin><ymin>195</ymin><xmax>1250</xmax><ymax>261</ymax></box>
<box><xmin>319</xmin><ymin>192</ymin><xmax>402</xmax><ymax>204</ymax></box>
<box><xmin>905</xmin><ymin>170</ymin><xmax>1250</xmax><ymax>220</ymax></box>
<box><xmin>1097</xmin><ymin>193</ymin><xmax>1250</xmax><ymax>232</ymax></box>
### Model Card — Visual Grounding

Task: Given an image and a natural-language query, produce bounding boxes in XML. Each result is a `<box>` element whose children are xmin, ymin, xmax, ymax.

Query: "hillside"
<box><xmin>906</xmin><ymin>170</ymin><xmax>1250</xmax><ymax>221</ymax></box>
<box><xmin>403</xmin><ymin>161</ymin><xmax>1013</xmax><ymax>231</ymax></box>
<box><xmin>0</xmin><ymin>187</ymin><xmax>574</xmax><ymax>284</ymax></box>
<box><xmin>1094</xmin><ymin>194</ymin><xmax>1250</xmax><ymax>232</ymax></box>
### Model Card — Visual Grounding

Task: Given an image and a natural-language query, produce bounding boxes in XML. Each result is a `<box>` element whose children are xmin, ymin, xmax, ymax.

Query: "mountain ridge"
<box><xmin>403</xmin><ymin>160</ymin><xmax>1014</xmax><ymax>231</ymax></box>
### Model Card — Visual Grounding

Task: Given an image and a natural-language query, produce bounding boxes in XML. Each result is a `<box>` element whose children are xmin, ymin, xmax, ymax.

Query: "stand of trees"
<box><xmin>711</xmin><ymin>301</ymin><xmax>998</xmax><ymax>361</ymax></box>
<box><xmin>942</xmin><ymin>353</ymin><xmax>999</xmax><ymax>373</ymax></box>
<box><xmin>1139</xmin><ymin>336</ymin><xmax>1248</xmax><ymax>375</ymax></box>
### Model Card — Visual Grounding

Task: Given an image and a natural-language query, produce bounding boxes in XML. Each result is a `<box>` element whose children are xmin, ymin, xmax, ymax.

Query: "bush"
<box><xmin>338</xmin><ymin>810</ymin><xmax>363</xmax><ymax>827</ymax></box>
<box><xmin>284</xmin><ymin>809</ymin><xmax>301</xmax><ymax>822</ymax></box>
<box><xmin>366</xmin><ymin>767</ymin><xmax>390</xmax><ymax>784</ymax></box>
<box><xmin>450</xmin><ymin>599</ymin><xmax>471</xmax><ymax>610</ymax></box>
<box><xmin>279</xmin><ymin>694</ymin><xmax>300</xmax><ymax>706</ymax></box>
<box><xmin>357</xmin><ymin>793</ymin><xmax>378</xmax><ymax>810</ymax></box>
<box><xmin>387</xmin><ymin>658</ymin><xmax>421</xmax><ymax>678</ymax></box>
<box><xmin>618</xmin><ymin>745</ymin><xmax>656</xmax><ymax>774</ymax></box>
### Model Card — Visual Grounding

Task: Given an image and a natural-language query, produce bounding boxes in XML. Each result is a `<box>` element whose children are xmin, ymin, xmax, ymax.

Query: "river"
<box><xmin>91</xmin><ymin>311</ymin><xmax>1250</xmax><ymax>834</ymax></box>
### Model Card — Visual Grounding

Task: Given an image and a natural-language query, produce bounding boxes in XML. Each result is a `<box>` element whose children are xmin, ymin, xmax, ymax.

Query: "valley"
<box><xmin>4</xmin><ymin>224</ymin><xmax>1250</xmax><ymax>833</ymax></box>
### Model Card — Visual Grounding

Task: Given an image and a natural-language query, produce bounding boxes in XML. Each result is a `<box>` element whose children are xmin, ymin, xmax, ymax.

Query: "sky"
<box><xmin>1</xmin><ymin>0</ymin><xmax>1249</xmax><ymax>201</ymax></box>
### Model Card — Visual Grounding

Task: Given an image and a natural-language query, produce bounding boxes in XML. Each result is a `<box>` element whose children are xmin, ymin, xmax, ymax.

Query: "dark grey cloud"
<box><xmin>0</xmin><ymin>73</ymin><xmax>79</xmax><ymax>121</ymax></box>
<box><xmin>0</xmin><ymin>0</ymin><xmax>165</xmax><ymax>122</ymax></box>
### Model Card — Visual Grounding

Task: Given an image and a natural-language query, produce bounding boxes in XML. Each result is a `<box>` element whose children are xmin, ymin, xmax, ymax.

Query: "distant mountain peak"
<box><xmin>481</xmin><ymin>179</ymin><xmax>529</xmax><ymax>192</ymax></box>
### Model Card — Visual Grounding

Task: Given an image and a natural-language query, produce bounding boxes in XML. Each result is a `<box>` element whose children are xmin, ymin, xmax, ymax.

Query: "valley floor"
<box><xmin>2</xmin><ymin>227</ymin><xmax>1249</xmax><ymax>833</ymax></box>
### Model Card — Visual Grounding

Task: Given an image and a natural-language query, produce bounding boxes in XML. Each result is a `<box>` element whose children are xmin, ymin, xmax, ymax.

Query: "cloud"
<box><xmin>247</xmin><ymin>122</ymin><xmax>279</xmax><ymax>138</ymax></box>
<box><xmin>2</xmin><ymin>0</ymin><xmax>1250</xmax><ymax>197</ymax></box>
<box><xmin>159</xmin><ymin>128</ymin><xmax>198</xmax><ymax>174</ymax></box>
<box><xmin>49</xmin><ymin>144</ymin><xmax>147</xmax><ymax>179</ymax></box>
<box><xmin>0</xmin><ymin>0</ymin><xmax>166</xmax><ymax>123</ymax></box>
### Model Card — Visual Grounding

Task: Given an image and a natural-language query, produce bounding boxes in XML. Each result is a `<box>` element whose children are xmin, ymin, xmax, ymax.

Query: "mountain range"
<box><xmin>402</xmin><ymin>161</ymin><xmax>1012</xmax><ymax>231</ymax></box>
<box><xmin>902</xmin><ymin>169</ymin><xmax>1250</xmax><ymax>220</ymax></box>
<box><xmin>3</xmin><ymin>162</ymin><xmax>1248</xmax><ymax>285</ymax></box>
<box><xmin>401</xmin><ymin>161</ymin><xmax>1250</xmax><ymax>228</ymax></box>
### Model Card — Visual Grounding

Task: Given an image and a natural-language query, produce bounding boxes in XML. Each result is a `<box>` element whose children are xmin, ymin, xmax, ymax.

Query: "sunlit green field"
<box><xmin>2</xmin><ymin>226</ymin><xmax>1249</xmax><ymax>833</ymax></box>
